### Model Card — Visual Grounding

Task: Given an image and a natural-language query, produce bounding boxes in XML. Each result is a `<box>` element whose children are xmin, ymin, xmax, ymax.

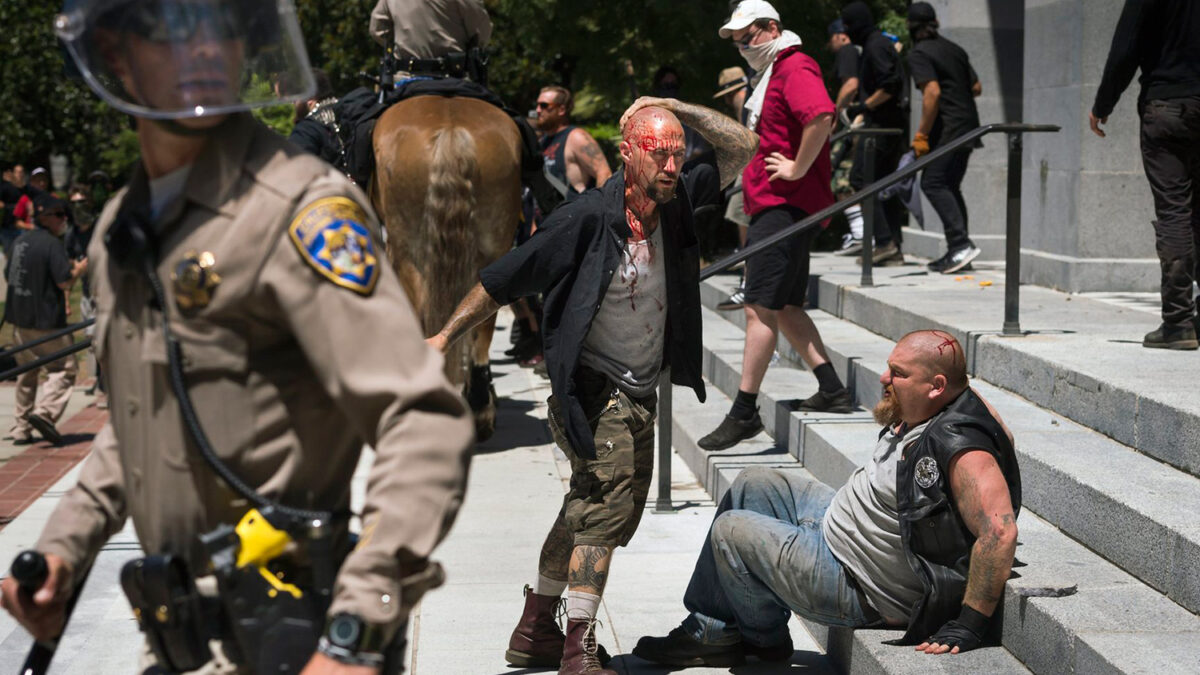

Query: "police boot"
<box><xmin>505</xmin><ymin>585</ymin><xmax>567</xmax><ymax>667</ymax></box>
<box><xmin>559</xmin><ymin>618</ymin><xmax>617</xmax><ymax>675</ymax></box>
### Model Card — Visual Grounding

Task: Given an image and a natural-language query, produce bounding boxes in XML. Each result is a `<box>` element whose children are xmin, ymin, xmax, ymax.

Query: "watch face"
<box><xmin>329</xmin><ymin>614</ymin><xmax>362</xmax><ymax>648</ymax></box>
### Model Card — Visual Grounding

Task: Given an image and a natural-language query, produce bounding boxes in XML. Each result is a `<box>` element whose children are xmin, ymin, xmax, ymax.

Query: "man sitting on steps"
<box><xmin>635</xmin><ymin>330</ymin><xmax>1022</xmax><ymax>667</ymax></box>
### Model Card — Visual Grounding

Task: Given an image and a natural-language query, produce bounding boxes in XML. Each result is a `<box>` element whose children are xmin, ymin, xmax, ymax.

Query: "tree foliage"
<box><xmin>0</xmin><ymin>0</ymin><xmax>905</xmax><ymax>187</ymax></box>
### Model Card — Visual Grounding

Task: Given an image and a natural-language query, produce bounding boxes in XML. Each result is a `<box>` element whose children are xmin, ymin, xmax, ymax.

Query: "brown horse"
<box><xmin>371</xmin><ymin>95</ymin><xmax>522</xmax><ymax>440</ymax></box>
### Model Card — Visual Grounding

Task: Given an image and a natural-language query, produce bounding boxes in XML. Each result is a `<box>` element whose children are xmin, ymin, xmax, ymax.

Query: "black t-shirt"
<box><xmin>0</xmin><ymin>181</ymin><xmax>21</xmax><ymax>231</ymax></box>
<box><xmin>835</xmin><ymin>45</ymin><xmax>861</xmax><ymax>85</ymax></box>
<box><xmin>909</xmin><ymin>35</ymin><xmax>982</xmax><ymax>146</ymax></box>
<box><xmin>859</xmin><ymin>30</ymin><xmax>905</xmax><ymax>126</ymax></box>
<box><xmin>64</xmin><ymin>224</ymin><xmax>93</xmax><ymax>298</ymax></box>
<box><xmin>4</xmin><ymin>228</ymin><xmax>71</xmax><ymax>330</ymax></box>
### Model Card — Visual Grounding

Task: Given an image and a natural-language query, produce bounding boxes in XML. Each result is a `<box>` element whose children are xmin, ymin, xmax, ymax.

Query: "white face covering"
<box><xmin>740</xmin><ymin>30</ymin><xmax>803</xmax><ymax>131</ymax></box>
<box><xmin>739</xmin><ymin>30</ymin><xmax>803</xmax><ymax>75</ymax></box>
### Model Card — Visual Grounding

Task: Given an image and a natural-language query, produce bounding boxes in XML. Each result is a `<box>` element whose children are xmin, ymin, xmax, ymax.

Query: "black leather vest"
<box><xmin>890</xmin><ymin>389</ymin><xmax>1021</xmax><ymax>645</ymax></box>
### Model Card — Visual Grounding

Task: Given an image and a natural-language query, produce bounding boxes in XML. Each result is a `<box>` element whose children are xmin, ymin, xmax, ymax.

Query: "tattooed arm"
<box><xmin>948</xmin><ymin>449</ymin><xmax>1018</xmax><ymax>617</ymax></box>
<box><xmin>427</xmin><ymin>283</ymin><xmax>500</xmax><ymax>354</ymax></box>
<box><xmin>566</xmin><ymin>128</ymin><xmax>613</xmax><ymax>189</ymax></box>
<box><xmin>621</xmin><ymin>96</ymin><xmax>758</xmax><ymax>188</ymax></box>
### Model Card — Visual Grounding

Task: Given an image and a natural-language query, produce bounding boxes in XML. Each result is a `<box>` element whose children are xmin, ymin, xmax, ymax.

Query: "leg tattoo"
<box><xmin>568</xmin><ymin>545</ymin><xmax>612</xmax><ymax>596</ymax></box>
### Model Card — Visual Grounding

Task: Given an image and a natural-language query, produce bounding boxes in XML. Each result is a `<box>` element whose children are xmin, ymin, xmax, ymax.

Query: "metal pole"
<box><xmin>0</xmin><ymin>340</ymin><xmax>91</xmax><ymax>381</ymax></box>
<box><xmin>860</xmin><ymin>136</ymin><xmax>877</xmax><ymax>287</ymax></box>
<box><xmin>0</xmin><ymin>319</ymin><xmax>94</xmax><ymax>359</ymax></box>
<box><xmin>1003</xmin><ymin>132</ymin><xmax>1023</xmax><ymax>335</ymax></box>
<box><xmin>654</xmin><ymin>374</ymin><xmax>673</xmax><ymax>513</ymax></box>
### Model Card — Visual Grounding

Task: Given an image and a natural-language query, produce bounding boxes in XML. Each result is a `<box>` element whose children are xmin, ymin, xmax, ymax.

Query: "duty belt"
<box><xmin>394</xmin><ymin>53</ymin><xmax>467</xmax><ymax>78</ymax></box>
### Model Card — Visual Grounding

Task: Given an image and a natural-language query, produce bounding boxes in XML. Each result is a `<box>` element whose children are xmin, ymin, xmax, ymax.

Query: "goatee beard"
<box><xmin>873</xmin><ymin>388</ymin><xmax>902</xmax><ymax>427</ymax></box>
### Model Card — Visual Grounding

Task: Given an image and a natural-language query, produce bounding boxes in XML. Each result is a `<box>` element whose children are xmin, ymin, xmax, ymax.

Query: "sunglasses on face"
<box><xmin>536</xmin><ymin>101</ymin><xmax>558</xmax><ymax>110</ymax></box>
<box><xmin>122</xmin><ymin>1</ymin><xmax>247</xmax><ymax>43</ymax></box>
<box><xmin>736</xmin><ymin>26</ymin><xmax>762</xmax><ymax>48</ymax></box>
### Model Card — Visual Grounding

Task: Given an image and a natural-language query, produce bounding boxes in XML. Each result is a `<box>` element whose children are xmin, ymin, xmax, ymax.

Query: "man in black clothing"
<box><xmin>828</xmin><ymin>18</ymin><xmax>867</xmax><ymax>255</ymax></box>
<box><xmin>1091</xmin><ymin>0</ymin><xmax>1200</xmax><ymax>350</ymax></box>
<box><xmin>3</xmin><ymin>194</ymin><xmax>88</xmax><ymax>445</ymax></box>
<box><xmin>0</xmin><ymin>162</ymin><xmax>25</xmax><ymax>258</ymax></box>
<box><xmin>841</xmin><ymin>1</ymin><xmax>907</xmax><ymax>265</ymax></box>
<box><xmin>428</xmin><ymin>99</ymin><xmax>756</xmax><ymax>675</ymax></box>
<box><xmin>907</xmin><ymin>3</ymin><xmax>984</xmax><ymax>275</ymax></box>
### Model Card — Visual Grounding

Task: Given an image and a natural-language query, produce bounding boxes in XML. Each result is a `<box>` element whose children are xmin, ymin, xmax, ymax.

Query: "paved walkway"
<box><xmin>0</xmin><ymin>312</ymin><xmax>835</xmax><ymax>673</ymax></box>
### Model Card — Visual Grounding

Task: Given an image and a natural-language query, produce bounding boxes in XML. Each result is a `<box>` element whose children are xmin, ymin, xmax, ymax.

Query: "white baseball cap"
<box><xmin>719</xmin><ymin>0</ymin><xmax>781</xmax><ymax>39</ymax></box>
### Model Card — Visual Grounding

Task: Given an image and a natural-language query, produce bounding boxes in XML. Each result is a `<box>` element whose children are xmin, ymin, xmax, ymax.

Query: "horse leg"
<box><xmin>467</xmin><ymin>313</ymin><xmax>500</xmax><ymax>441</ymax></box>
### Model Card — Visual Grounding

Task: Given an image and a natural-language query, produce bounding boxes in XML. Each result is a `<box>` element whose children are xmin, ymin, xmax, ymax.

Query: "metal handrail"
<box><xmin>700</xmin><ymin>123</ymin><xmax>1059</xmax><ymax>283</ymax></box>
<box><xmin>0</xmin><ymin>339</ymin><xmax>91</xmax><ymax>381</ymax></box>
<box><xmin>653</xmin><ymin>122</ymin><xmax>1061</xmax><ymax>513</ymax></box>
<box><xmin>0</xmin><ymin>319</ymin><xmax>94</xmax><ymax>359</ymax></box>
<box><xmin>830</xmin><ymin>125</ymin><xmax>903</xmax><ymax>145</ymax></box>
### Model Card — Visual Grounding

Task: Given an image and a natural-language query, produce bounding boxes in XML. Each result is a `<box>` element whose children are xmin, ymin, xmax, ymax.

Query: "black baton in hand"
<box><xmin>11</xmin><ymin>550</ymin><xmax>87</xmax><ymax>675</ymax></box>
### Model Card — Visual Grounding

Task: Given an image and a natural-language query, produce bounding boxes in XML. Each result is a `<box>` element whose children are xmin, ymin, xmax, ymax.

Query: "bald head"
<box><xmin>897</xmin><ymin>330</ymin><xmax>968</xmax><ymax>391</ymax></box>
<box><xmin>622</xmin><ymin>106</ymin><xmax>684</xmax><ymax>145</ymax></box>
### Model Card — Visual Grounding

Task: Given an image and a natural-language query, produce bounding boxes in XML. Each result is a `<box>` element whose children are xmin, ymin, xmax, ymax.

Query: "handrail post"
<box><xmin>860</xmin><ymin>136</ymin><xmax>876</xmax><ymax>287</ymax></box>
<box><xmin>654</xmin><ymin>373</ymin><xmax>674</xmax><ymax>513</ymax></box>
<box><xmin>1003</xmin><ymin>132</ymin><xmax>1023</xmax><ymax>335</ymax></box>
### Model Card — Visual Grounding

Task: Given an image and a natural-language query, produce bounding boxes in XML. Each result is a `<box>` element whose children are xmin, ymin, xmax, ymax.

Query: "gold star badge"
<box><xmin>172</xmin><ymin>251</ymin><xmax>221</xmax><ymax>311</ymax></box>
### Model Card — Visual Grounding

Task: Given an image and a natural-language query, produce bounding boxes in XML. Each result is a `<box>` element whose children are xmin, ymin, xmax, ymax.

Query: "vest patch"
<box><xmin>288</xmin><ymin>197</ymin><xmax>379</xmax><ymax>295</ymax></box>
<box><xmin>914</xmin><ymin>456</ymin><xmax>940</xmax><ymax>489</ymax></box>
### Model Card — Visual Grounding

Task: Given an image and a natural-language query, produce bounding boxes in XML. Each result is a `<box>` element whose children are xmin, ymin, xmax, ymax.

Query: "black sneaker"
<box><xmin>27</xmin><ymin>414</ymin><xmax>63</xmax><ymax>445</ymax></box>
<box><xmin>941</xmin><ymin>245</ymin><xmax>982</xmax><ymax>274</ymax></box>
<box><xmin>698</xmin><ymin>413</ymin><xmax>764</xmax><ymax>451</ymax></box>
<box><xmin>793</xmin><ymin>388</ymin><xmax>853</xmax><ymax>413</ymax></box>
<box><xmin>1143</xmin><ymin>323</ymin><xmax>1199</xmax><ymax>350</ymax></box>
<box><xmin>633</xmin><ymin>626</ymin><xmax>745</xmax><ymax>668</ymax></box>
<box><xmin>745</xmin><ymin>636</ymin><xmax>795</xmax><ymax>662</ymax></box>
<box><xmin>927</xmin><ymin>252</ymin><xmax>952</xmax><ymax>273</ymax></box>
<box><xmin>716</xmin><ymin>284</ymin><xmax>746</xmax><ymax>311</ymax></box>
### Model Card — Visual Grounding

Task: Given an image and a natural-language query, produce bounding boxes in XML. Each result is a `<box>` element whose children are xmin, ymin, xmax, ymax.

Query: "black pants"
<box><xmin>1140</xmin><ymin>96</ymin><xmax>1200</xmax><ymax>326</ymax></box>
<box><xmin>849</xmin><ymin>123</ymin><xmax>906</xmax><ymax>247</ymax></box>
<box><xmin>921</xmin><ymin>147</ymin><xmax>973</xmax><ymax>251</ymax></box>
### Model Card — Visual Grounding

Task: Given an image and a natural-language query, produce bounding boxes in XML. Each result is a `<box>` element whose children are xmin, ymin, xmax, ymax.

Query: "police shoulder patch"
<box><xmin>288</xmin><ymin>197</ymin><xmax>380</xmax><ymax>295</ymax></box>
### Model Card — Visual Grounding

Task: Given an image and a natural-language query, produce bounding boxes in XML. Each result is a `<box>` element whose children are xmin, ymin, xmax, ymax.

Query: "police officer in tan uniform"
<box><xmin>0</xmin><ymin>2</ymin><xmax>473</xmax><ymax>673</ymax></box>
<box><xmin>369</xmin><ymin>0</ymin><xmax>492</xmax><ymax>62</ymax></box>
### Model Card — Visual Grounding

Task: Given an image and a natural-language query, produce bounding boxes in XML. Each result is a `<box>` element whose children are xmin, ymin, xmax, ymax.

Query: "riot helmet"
<box><xmin>56</xmin><ymin>0</ymin><xmax>315</xmax><ymax>120</ymax></box>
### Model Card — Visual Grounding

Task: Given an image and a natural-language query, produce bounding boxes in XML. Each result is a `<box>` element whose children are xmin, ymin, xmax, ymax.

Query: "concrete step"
<box><xmin>700</xmin><ymin>279</ymin><xmax>1200</xmax><ymax>618</ymax></box>
<box><xmin>669</xmin><ymin>382</ymin><xmax>1032</xmax><ymax>674</ymax></box>
<box><xmin>793</xmin><ymin>251</ymin><xmax>1200</xmax><ymax>480</ymax></box>
<box><xmin>679</xmin><ymin>294</ymin><xmax>1200</xmax><ymax>673</ymax></box>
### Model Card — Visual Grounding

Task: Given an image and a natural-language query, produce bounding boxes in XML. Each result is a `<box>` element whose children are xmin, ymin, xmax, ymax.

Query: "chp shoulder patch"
<box><xmin>288</xmin><ymin>197</ymin><xmax>380</xmax><ymax>295</ymax></box>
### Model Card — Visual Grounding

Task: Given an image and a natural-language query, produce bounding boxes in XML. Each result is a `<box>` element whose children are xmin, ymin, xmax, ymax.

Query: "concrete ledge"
<box><xmin>902</xmin><ymin>227</ymin><xmax>1008</xmax><ymax>263</ymax></box>
<box><xmin>1019</xmin><ymin>248</ymin><xmax>1158</xmax><ymax>293</ymax></box>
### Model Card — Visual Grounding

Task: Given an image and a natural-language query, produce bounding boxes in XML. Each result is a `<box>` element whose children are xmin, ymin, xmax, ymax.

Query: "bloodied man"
<box><xmin>428</xmin><ymin>99</ymin><xmax>756</xmax><ymax>674</ymax></box>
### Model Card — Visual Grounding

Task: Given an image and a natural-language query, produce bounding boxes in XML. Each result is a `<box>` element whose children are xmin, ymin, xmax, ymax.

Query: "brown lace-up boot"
<box><xmin>506</xmin><ymin>585</ymin><xmax>567</xmax><ymax>667</ymax></box>
<box><xmin>559</xmin><ymin>618</ymin><xmax>617</xmax><ymax>675</ymax></box>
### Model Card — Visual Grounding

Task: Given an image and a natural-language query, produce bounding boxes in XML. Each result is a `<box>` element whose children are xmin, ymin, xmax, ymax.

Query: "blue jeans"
<box><xmin>682</xmin><ymin>467</ymin><xmax>878</xmax><ymax>648</ymax></box>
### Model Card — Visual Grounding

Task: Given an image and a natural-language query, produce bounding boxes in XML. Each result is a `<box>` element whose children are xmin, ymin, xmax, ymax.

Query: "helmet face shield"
<box><xmin>57</xmin><ymin>0</ymin><xmax>315</xmax><ymax>119</ymax></box>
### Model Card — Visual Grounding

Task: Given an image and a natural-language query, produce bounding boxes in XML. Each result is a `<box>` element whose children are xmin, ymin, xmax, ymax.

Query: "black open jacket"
<box><xmin>479</xmin><ymin>171</ymin><xmax>705</xmax><ymax>459</ymax></box>
<box><xmin>890</xmin><ymin>388</ymin><xmax>1022</xmax><ymax>645</ymax></box>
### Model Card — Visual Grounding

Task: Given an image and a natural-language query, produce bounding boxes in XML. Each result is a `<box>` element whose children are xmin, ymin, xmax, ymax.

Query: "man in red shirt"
<box><xmin>699</xmin><ymin>0</ymin><xmax>852</xmax><ymax>452</ymax></box>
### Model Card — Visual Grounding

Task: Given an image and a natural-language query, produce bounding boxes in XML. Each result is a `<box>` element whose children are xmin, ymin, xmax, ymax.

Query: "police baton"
<box><xmin>10</xmin><ymin>550</ymin><xmax>88</xmax><ymax>675</ymax></box>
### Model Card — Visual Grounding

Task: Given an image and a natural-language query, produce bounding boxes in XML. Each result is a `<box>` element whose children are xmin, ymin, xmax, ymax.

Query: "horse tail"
<box><xmin>424</xmin><ymin>126</ymin><xmax>478</xmax><ymax>378</ymax></box>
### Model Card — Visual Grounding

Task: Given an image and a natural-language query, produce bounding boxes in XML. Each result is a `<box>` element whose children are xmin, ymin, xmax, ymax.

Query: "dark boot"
<box><xmin>559</xmin><ymin>618</ymin><xmax>617</xmax><ymax>675</ymax></box>
<box><xmin>505</xmin><ymin>585</ymin><xmax>565</xmax><ymax>667</ymax></box>
<box><xmin>633</xmin><ymin>625</ymin><xmax>745</xmax><ymax>668</ymax></box>
<box><xmin>505</xmin><ymin>586</ymin><xmax>612</xmax><ymax>668</ymax></box>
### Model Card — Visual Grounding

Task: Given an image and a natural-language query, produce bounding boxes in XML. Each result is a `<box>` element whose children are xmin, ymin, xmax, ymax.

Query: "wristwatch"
<box><xmin>318</xmin><ymin>613</ymin><xmax>388</xmax><ymax>667</ymax></box>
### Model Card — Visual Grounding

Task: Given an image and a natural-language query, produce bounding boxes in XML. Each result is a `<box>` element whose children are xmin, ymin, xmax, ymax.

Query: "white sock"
<box><xmin>533</xmin><ymin>573</ymin><xmax>568</xmax><ymax>597</ymax></box>
<box><xmin>846</xmin><ymin>204</ymin><xmax>864</xmax><ymax>240</ymax></box>
<box><xmin>565</xmin><ymin>590</ymin><xmax>601</xmax><ymax>621</ymax></box>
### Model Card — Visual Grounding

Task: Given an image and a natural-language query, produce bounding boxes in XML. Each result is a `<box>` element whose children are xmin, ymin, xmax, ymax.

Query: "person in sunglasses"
<box><xmin>2</xmin><ymin>194</ymin><xmax>87</xmax><ymax>446</ymax></box>
<box><xmin>0</xmin><ymin>2</ymin><xmax>474</xmax><ymax>673</ymax></box>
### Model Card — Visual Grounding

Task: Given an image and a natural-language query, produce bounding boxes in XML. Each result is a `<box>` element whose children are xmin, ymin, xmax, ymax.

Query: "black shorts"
<box><xmin>743</xmin><ymin>205</ymin><xmax>814</xmax><ymax>310</ymax></box>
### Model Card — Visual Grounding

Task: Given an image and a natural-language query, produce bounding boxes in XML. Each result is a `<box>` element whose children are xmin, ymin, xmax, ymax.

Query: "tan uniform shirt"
<box><xmin>369</xmin><ymin>0</ymin><xmax>492</xmax><ymax>60</ymax></box>
<box><xmin>35</xmin><ymin>114</ymin><xmax>473</xmax><ymax>642</ymax></box>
